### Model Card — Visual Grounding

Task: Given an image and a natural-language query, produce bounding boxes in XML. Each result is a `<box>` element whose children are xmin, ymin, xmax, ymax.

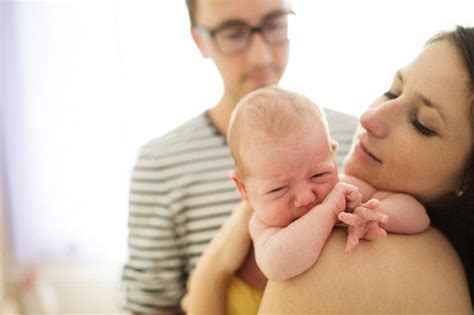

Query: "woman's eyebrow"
<box><xmin>416</xmin><ymin>91</ymin><xmax>447</xmax><ymax>126</ymax></box>
<box><xmin>398</xmin><ymin>70</ymin><xmax>447</xmax><ymax>126</ymax></box>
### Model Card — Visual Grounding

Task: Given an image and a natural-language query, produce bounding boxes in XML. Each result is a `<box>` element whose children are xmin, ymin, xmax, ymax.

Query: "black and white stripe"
<box><xmin>123</xmin><ymin>109</ymin><xmax>358</xmax><ymax>313</ymax></box>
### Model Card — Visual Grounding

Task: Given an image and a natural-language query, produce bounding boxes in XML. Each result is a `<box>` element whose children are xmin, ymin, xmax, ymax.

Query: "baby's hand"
<box><xmin>338</xmin><ymin>199</ymin><xmax>388</xmax><ymax>253</ymax></box>
<box><xmin>323</xmin><ymin>182</ymin><xmax>363</xmax><ymax>219</ymax></box>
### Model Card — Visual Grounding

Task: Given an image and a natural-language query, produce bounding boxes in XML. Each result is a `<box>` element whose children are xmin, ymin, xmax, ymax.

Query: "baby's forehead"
<box><xmin>245</xmin><ymin>122</ymin><xmax>332</xmax><ymax>162</ymax></box>
<box><xmin>245</xmin><ymin>134</ymin><xmax>336</xmax><ymax>182</ymax></box>
<box><xmin>248</xmin><ymin>110</ymin><xmax>326</xmax><ymax>138</ymax></box>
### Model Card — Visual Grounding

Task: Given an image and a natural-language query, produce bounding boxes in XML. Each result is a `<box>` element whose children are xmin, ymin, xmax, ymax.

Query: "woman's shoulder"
<box><xmin>259</xmin><ymin>227</ymin><xmax>472</xmax><ymax>314</ymax></box>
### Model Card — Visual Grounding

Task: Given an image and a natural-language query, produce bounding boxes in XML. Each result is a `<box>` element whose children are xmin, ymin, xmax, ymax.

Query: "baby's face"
<box><xmin>243</xmin><ymin>126</ymin><xmax>338</xmax><ymax>227</ymax></box>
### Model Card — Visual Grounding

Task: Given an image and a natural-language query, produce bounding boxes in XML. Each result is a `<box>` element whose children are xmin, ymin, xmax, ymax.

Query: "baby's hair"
<box><xmin>227</xmin><ymin>86</ymin><xmax>329</xmax><ymax>176</ymax></box>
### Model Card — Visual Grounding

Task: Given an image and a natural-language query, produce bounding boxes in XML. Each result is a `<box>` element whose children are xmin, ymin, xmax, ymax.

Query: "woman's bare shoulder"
<box><xmin>259</xmin><ymin>227</ymin><xmax>472</xmax><ymax>314</ymax></box>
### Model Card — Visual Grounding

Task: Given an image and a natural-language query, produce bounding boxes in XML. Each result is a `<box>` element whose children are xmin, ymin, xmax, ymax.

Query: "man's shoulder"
<box><xmin>139</xmin><ymin>112</ymin><xmax>222</xmax><ymax>158</ymax></box>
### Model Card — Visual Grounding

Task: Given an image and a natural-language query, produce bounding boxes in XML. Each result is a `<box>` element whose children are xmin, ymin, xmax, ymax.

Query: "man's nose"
<box><xmin>246</xmin><ymin>33</ymin><xmax>272</xmax><ymax>66</ymax></box>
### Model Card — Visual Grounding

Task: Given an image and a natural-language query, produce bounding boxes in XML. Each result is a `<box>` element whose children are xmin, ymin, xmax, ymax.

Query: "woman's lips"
<box><xmin>356</xmin><ymin>141</ymin><xmax>382</xmax><ymax>164</ymax></box>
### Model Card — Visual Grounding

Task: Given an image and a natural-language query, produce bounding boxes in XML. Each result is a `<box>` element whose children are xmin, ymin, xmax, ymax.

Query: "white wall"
<box><xmin>1</xmin><ymin>0</ymin><xmax>473</xmax><ymax>312</ymax></box>
<box><xmin>286</xmin><ymin>0</ymin><xmax>474</xmax><ymax>115</ymax></box>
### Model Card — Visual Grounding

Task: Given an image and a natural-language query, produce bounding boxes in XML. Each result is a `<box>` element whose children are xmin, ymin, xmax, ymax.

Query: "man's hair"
<box><xmin>227</xmin><ymin>86</ymin><xmax>328</xmax><ymax>176</ymax></box>
<box><xmin>185</xmin><ymin>0</ymin><xmax>197</xmax><ymax>26</ymax></box>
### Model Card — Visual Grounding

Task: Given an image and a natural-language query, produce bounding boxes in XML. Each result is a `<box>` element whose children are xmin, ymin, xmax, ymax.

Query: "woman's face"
<box><xmin>344</xmin><ymin>40</ymin><xmax>473</xmax><ymax>202</ymax></box>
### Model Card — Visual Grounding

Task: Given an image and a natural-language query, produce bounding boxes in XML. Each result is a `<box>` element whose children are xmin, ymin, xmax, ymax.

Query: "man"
<box><xmin>122</xmin><ymin>0</ymin><xmax>357</xmax><ymax>313</ymax></box>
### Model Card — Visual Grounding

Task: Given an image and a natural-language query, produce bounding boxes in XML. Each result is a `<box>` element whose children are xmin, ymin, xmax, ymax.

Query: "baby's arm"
<box><xmin>339</xmin><ymin>174</ymin><xmax>429</xmax><ymax>252</ymax></box>
<box><xmin>372</xmin><ymin>191</ymin><xmax>430</xmax><ymax>234</ymax></box>
<box><xmin>342</xmin><ymin>174</ymin><xmax>430</xmax><ymax>233</ymax></box>
<box><xmin>249</xmin><ymin>182</ymin><xmax>361</xmax><ymax>281</ymax></box>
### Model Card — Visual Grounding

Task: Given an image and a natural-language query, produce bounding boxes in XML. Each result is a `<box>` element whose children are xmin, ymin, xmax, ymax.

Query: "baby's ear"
<box><xmin>330</xmin><ymin>139</ymin><xmax>339</xmax><ymax>152</ymax></box>
<box><xmin>231</xmin><ymin>170</ymin><xmax>249</xmax><ymax>200</ymax></box>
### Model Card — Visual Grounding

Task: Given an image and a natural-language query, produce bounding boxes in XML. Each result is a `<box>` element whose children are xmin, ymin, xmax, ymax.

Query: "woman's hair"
<box><xmin>425</xmin><ymin>25</ymin><xmax>474</xmax><ymax>303</ymax></box>
<box><xmin>428</xmin><ymin>26</ymin><xmax>474</xmax><ymax>191</ymax></box>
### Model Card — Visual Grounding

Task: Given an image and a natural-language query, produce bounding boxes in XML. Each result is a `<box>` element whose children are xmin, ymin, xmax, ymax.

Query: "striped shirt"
<box><xmin>122</xmin><ymin>109</ymin><xmax>358</xmax><ymax>313</ymax></box>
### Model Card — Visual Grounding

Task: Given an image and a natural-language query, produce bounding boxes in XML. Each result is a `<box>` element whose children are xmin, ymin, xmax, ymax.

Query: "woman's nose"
<box><xmin>360</xmin><ymin>101</ymin><xmax>393</xmax><ymax>138</ymax></box>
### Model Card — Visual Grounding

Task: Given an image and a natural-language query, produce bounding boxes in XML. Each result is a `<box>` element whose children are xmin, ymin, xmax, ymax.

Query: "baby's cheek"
<box><xmin>321</xmin><ymin>180</ymin><xmax>338</xmax><ymax>201</ymax></box>
<box><xmin>260</xmin><ymin>208</ymin><xmax>293</xmax><ymax>227</ymax></box>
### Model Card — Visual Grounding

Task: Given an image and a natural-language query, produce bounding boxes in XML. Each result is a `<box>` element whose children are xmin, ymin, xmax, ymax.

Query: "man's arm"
<box><xmin>259</xmin><ymin>227</ymin><xmax>472</xmax><ymax>314</ymax></box>
<box><xmin>184</xmin><ymin>201</ymin><xmax>253</xmax><ymax>315</ymax></box>
<box><xmin>122</xmin><ymin>146</ymin><xmax>184</xmax><ymax>314</ymax></box>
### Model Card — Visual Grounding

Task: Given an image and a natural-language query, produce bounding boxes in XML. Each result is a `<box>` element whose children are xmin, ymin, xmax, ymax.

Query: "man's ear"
<box><xmin>231</xmin><ymin>170</ymin><xmax>249</xmax><ymax>200</ymax></box>
<box><xmin>191</xmin><ymin>27</ymin><xmax>211</xmax><ymax>58</ymax></box>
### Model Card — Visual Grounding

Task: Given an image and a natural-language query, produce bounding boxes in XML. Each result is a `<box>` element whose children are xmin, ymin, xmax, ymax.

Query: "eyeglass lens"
<box><xmin>214</xmin><ymin>13</ymin><xmax>291</xmax><ymax>54</ymax></box>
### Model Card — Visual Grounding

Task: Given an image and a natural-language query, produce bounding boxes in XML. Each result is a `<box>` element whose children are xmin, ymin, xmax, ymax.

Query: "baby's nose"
<box><xmin>294</xmin><ymin>188</ymin><xmax>316</xmax><ymax>210</ymax></box>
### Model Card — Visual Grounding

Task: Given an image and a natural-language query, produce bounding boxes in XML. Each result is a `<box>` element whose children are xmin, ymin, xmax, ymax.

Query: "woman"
<box><xmin>185</xmin><ymin>25</ymin><xmax>474</xmax><ymax>314</ymax></box>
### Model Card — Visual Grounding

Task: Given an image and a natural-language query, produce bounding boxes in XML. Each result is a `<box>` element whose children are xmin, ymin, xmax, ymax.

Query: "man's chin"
<box><xmin>245</xmin><ymin>80</ymin><xmax>278</xmax><ymax>93</ymax></box>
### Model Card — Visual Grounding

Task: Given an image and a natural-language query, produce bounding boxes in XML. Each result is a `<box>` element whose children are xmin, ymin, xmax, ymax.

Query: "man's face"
<box><xmin>193</xmin><ymin>0</ymin><xmax>291</xmax><ymax>101</ymax></box>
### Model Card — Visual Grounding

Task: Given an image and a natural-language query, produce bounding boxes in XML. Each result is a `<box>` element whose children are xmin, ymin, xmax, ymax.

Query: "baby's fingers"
<box><xmin>354</xmin><ymin>206</ymin><xmax>389</xmax><ymax>224</ymax></box>
<box><xmin>363</xmin><ymin>198</ymin><xmax>380</xmax><ymax>210</ymax></box>
<box><xmin>345</xmin><ymin>225</ymin><xmax>363</xmax><ymax>253</ymax></box>
<box><xmin>363</xmin><ymin>222</ymin><xmax>387</xmax><ymax>240</ymax></box>
<box><xmin>338</xmin><ymin>212</ymin><xmax>362</xmax><ymax>227</ymax></box>
<box><xmin>345</xmin><ymin>190</ymin><xmax>362</xmax><ymax>210</ymax></box>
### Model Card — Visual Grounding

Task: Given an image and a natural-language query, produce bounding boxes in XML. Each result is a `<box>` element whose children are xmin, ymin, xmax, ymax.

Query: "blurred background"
<box><xmin>1</xmin><ymin>0</ymin><xmax>473</xmax><ymax>313</ymax></box>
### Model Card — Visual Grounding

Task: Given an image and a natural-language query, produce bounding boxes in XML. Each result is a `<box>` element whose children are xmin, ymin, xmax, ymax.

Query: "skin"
<box><xmin>152</xmin><ymin>1</ymin><xmax>291</xmax><ymax>314</ymax></box>
<box><xmin>192</xmin><ymin>0</ymin><xmax>291</xmax><ymax>134</ymax></box>
<box><xmin>234</xmin><ymin>123</ymin><xmax>338</xmax><ymax>227</ymax></box>
<box><xmin>260</xmin><ymin>39</ymin><xmax>474</xmax><ymax>314</ymax></box>
<box><xmin>184</xmin><ymin>201</ymin><xmax>254</xmax><ymax>315</ymax></box>
<box><xmin>345</xmin><ymin>40</ymin><xmax>473</xmax><ymax>202</ymax></box>
<box><xmin>259</xmin><ymin>227</ymin><xmax>472</xmax><ymax>314</ymax></box>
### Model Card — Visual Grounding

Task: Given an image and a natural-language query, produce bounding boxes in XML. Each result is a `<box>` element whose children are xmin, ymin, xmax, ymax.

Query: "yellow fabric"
<box><xmin>226</xmin><ymin>276</ymin><xmax>264</xmax><ymax>315</ymax></box>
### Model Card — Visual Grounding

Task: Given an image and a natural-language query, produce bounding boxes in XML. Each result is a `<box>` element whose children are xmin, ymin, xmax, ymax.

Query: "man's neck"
<box><xmin>208</xmin><ymin>93</ymin><xmax>240</xmax><ymax>136</ymax></box>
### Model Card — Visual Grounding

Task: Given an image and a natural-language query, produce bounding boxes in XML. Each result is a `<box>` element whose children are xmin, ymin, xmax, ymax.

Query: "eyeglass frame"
<box><xmin>195</xmin><ymin>10</ymin><xmax>295</xmax><ymax>55</ymax></box>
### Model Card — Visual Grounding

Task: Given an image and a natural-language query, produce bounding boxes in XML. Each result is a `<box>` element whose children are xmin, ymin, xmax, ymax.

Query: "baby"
<box><xmin>227</xmin><ymin>86</ymin><xmax>430</xmax><ymax>283</ymax></box>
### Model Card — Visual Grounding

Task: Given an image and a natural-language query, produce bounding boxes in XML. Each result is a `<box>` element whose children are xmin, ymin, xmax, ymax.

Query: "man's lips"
<box><xmin>247</xmin><ymin>72</ymin><xmax>273</xmax><ymax>85</ymax></box>
<box><xmin>243</xmin><ymin>67</ymin><xmax>276</xmax><ymax>84</ymax></box>
<box><xmin>358</xmin><ymin>141</ymin><xmax>383</xmax><ymax>164</ymax></box>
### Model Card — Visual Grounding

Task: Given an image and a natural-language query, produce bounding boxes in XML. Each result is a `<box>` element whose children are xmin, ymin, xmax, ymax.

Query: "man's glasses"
<box><xmin>196</xmin><ymin>11</ymin><xmax>295</xmax><ymax>56</ymax></box>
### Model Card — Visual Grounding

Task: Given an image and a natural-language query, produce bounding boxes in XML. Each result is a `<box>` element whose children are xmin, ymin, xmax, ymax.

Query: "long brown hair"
<box><xmin>426</xmin><ymin>25</ymin><xmax>474</xmax><ymax>303</ymax></box>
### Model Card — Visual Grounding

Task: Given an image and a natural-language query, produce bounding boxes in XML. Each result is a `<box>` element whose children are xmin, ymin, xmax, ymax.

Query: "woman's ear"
<box><xmin>231</xmin><ymin>170</ymin><xmax>249</xmax><ymax>200</ymax></box>
<box><xmin>455</xmin><ymin>167</ymin><xmax>472</xmax><ymax>197</ymax></box>
<box><xmin>191</xmin><ymin>27</ymin><xmax>211</xmax><ymax>58</ymax></box>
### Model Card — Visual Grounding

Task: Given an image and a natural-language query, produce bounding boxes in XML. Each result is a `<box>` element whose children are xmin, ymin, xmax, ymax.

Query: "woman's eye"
<box><xmin>412</xmin><ymin>117</ymin><xmax>435</xmax><ymax>137</ymax></box>
<box><xmin>384</xmin><ymin>91</ymin><xmax>399</xmax><ymax>100</ymax></box>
